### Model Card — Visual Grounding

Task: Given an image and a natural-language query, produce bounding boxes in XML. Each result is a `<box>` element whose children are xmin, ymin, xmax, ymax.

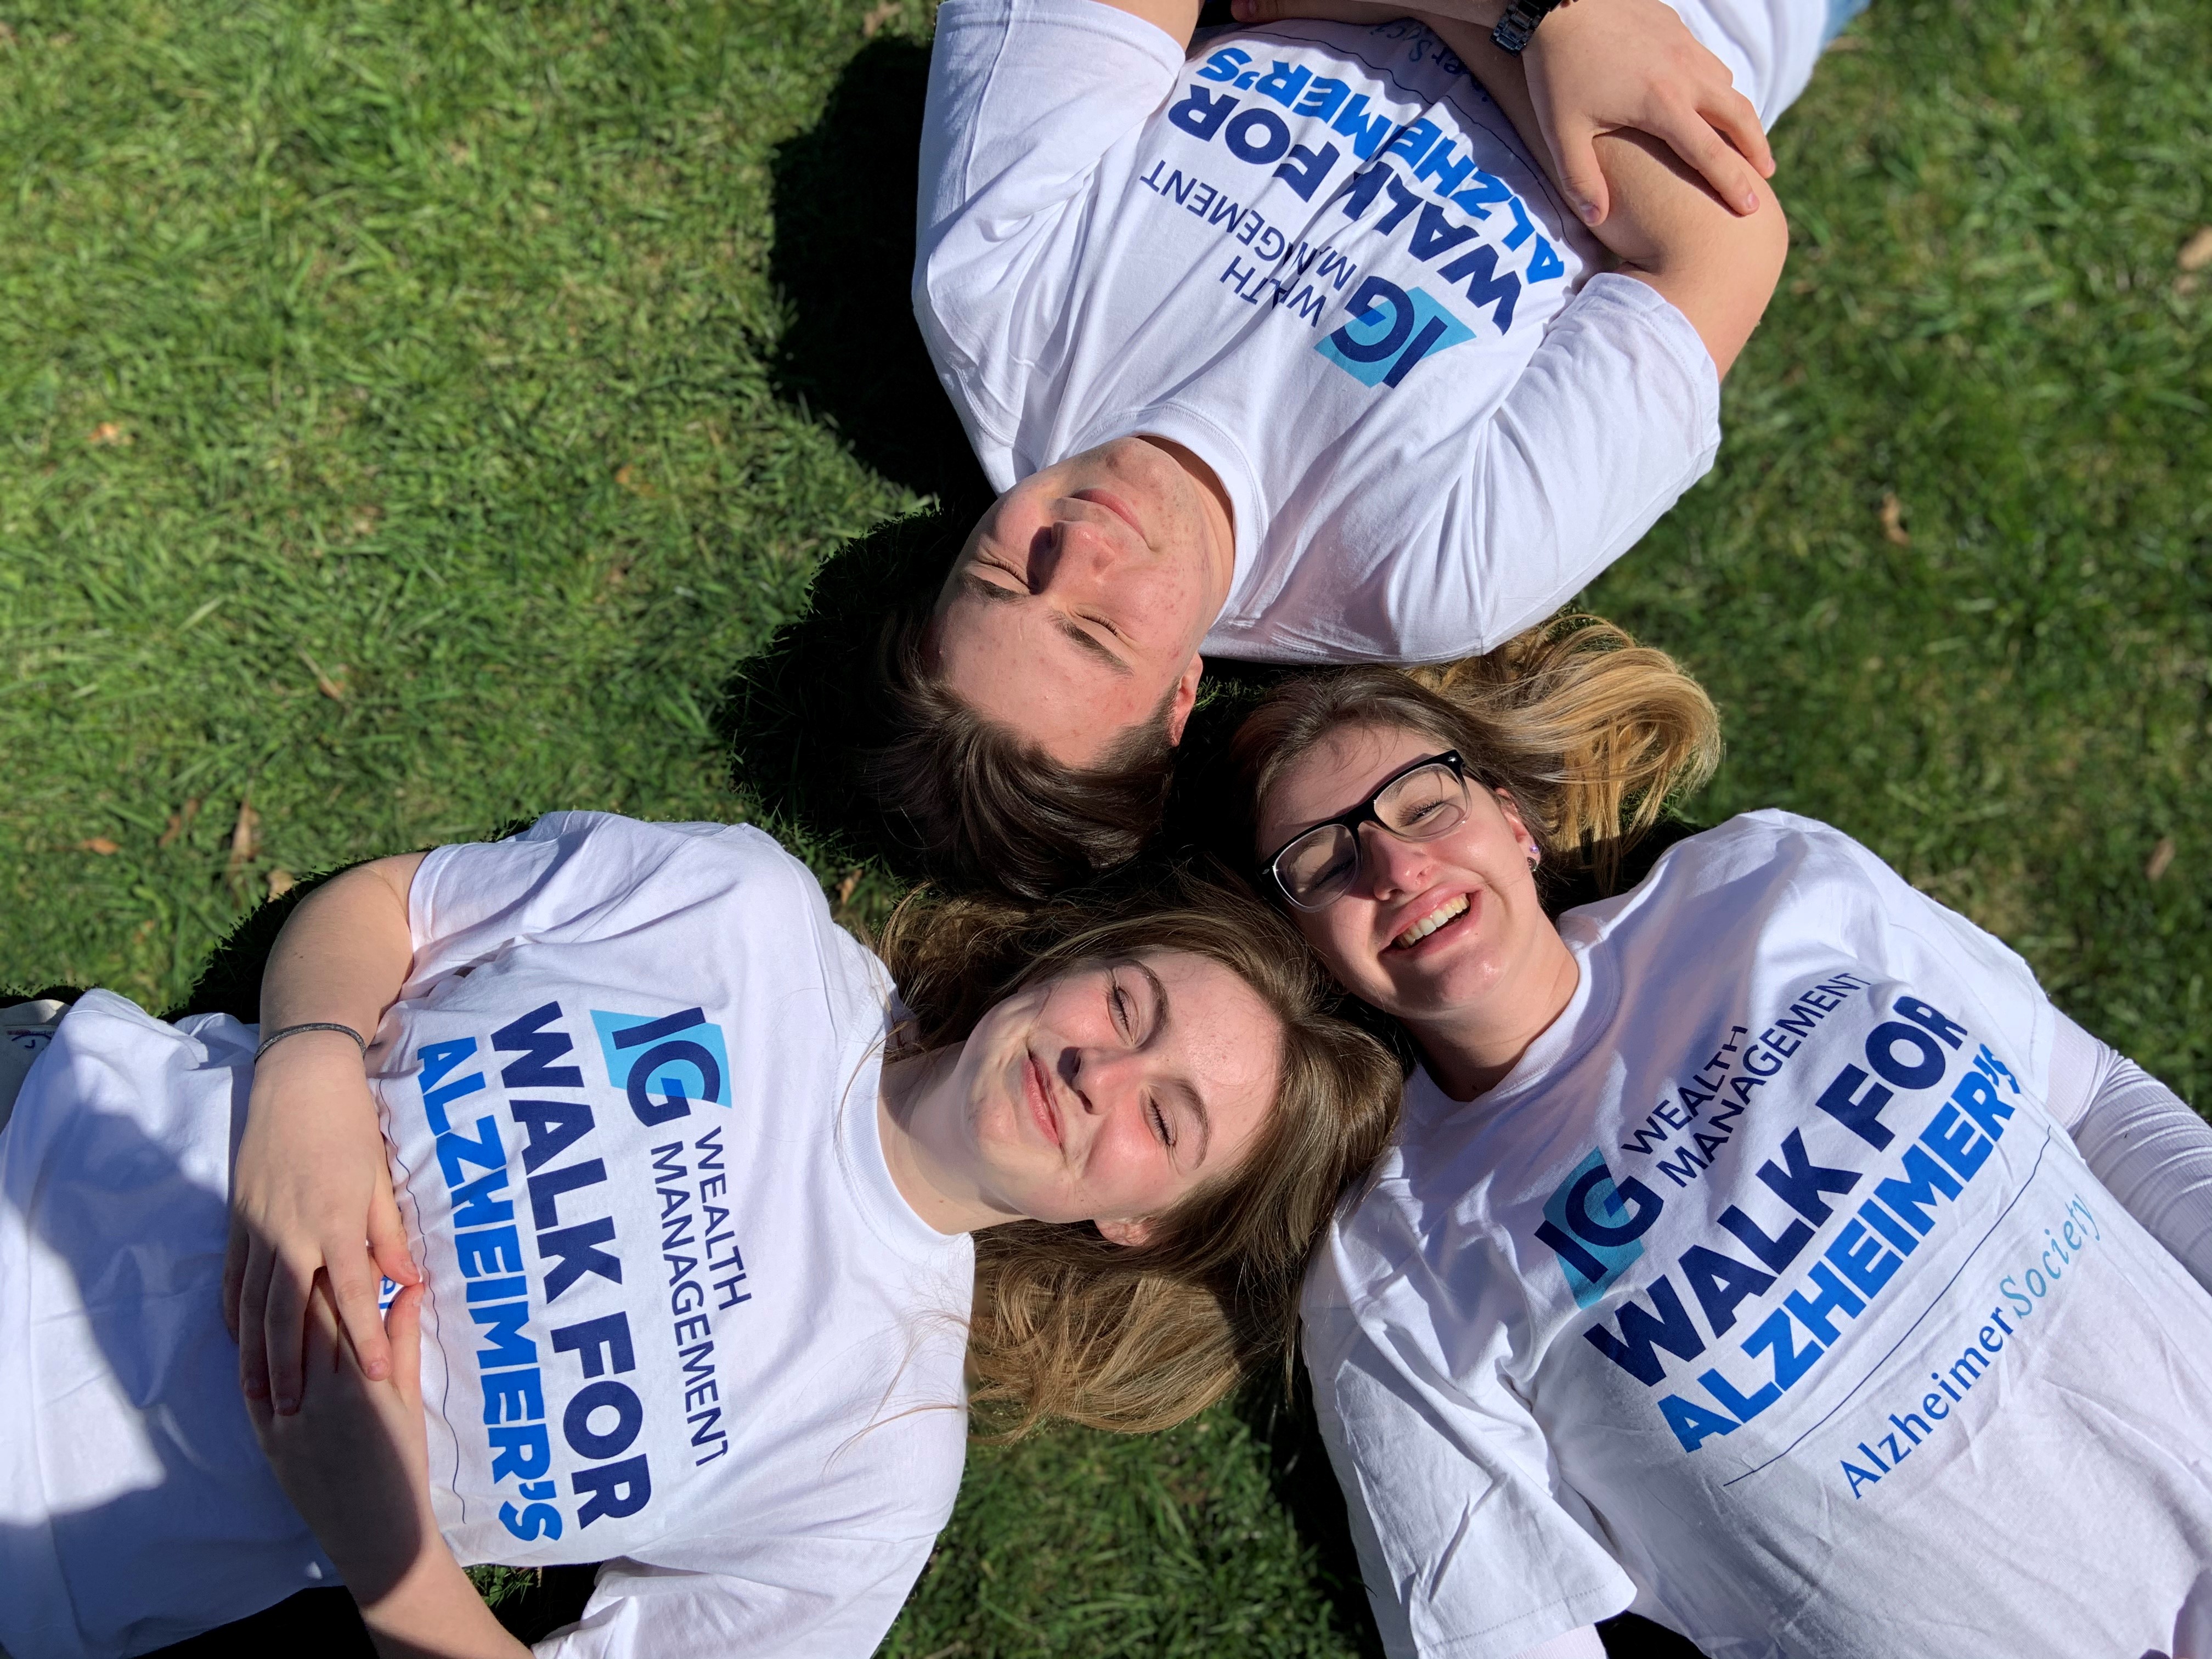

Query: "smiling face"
<box><xmin>932</xmin><ymin>437</ymin><xmax>1233</xmax><ymax>766</ymax></box>
<box><xmin>946</xmin><ymin>948</ymin><xmax>1283</xmax><ymax>1243</ymax></box>
<box><xmin>1256</xmin><ymin>722</ymin><xmax>1554</xmax><ymax>1029</ymax></box>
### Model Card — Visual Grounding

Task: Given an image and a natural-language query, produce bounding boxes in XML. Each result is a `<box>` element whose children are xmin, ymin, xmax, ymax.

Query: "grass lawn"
<box><xmin>3</xmin><ymin>0</ymin><xmax>2208</xmax><ymax>1652</ymax></box>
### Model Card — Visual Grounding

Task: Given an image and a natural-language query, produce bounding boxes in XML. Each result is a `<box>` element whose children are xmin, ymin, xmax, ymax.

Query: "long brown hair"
<box><xmin>875</xmin><ymin>872</ymin><xmax>1401</xmax><ymax>1435</ymax></box>
<box><xmin>1232</xmin><ymin>614</ymin><xmax>1722</xmax><ymax>895</ymax></box>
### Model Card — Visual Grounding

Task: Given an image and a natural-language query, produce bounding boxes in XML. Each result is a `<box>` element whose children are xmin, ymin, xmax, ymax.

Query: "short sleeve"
<box><xmin>1274</xmin><ymin>276</ymin><xmax>1720</xmax><ymax>664</ymax></box>
<box><xmin>914</xmin><ymin>0</ymin><xmax>1184</xmax><ymax>459</ymax></box>
<box><xmin>402</xmin><ymin>814</ymin><xmax>814</xmax><ymax>997</ymax></box>
<box><xmin>1303</xmin><ymin>1254</ymin><xmax>1634</xmax><ymax>1658</ymax></box>
<box><xmin>538</xmin><ymin>1536</ymin><xmax>938</xmax><ymax>1659</ymax></box>
<box><xmin>1807</xmin><ymin>817</ymin><xmax>2057</xmax><ymax>1092</ymax></box>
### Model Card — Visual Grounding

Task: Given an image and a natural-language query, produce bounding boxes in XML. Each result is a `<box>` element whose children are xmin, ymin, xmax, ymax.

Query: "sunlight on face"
<box><xmin>1257</xmin><ymin>723</ymin><xmax>1547</xmax><ymax>1023</ymax></box>
<box><xmin>957</xmin><ymin>949</ymin><xmax>1282</xmax><ymax>1240</ymax></box>
<box><xmin>933</xmin><ymin>438</ymin><xmax>1223</xmax><ymax>765</ymax></box>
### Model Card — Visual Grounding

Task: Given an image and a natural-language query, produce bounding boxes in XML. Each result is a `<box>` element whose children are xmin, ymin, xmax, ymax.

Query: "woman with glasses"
<box><xmin>1228</xmin><ymin>617</ymin><xmax>2212</xmax><ymax>1659</ymax></box>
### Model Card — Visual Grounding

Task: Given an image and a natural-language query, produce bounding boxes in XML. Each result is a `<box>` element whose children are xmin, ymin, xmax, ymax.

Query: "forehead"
<box><xmin>930</xmin><ymin>594</ymin><xmax>1132</xmax><ymax>766</ymax></box>
<box><xmin>1139</xmin><ymin>949</ymin><xmax>1281</xmax><ymax>1091</ymax></box>
<box><xmin>1259</xmin><ymin>722</ymin><xmax>1440</xmax><ymax>844</ymax></box>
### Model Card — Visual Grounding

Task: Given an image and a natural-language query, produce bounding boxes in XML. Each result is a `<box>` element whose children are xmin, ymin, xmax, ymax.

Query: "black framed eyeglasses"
<box><xmin>1262</xmin><ymin>751</ymin><xmax>1472</xmax><ymax>911</ymax></box>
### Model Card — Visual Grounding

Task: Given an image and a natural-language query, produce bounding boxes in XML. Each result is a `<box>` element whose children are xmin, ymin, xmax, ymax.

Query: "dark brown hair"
<box><xmin>868</xmin><ymin>603</ymin><xmax>1178</xmax><ymax>898</ymax></box>
<box><xmin>1233</xmin><ymin>615</ymin><xmax>1722</xmax><ymax>894</ymax></box>
<box><xmin>874</xmin><ymin>871</ymin><xmax>1401</xmax><ymax>1435</ymax></box>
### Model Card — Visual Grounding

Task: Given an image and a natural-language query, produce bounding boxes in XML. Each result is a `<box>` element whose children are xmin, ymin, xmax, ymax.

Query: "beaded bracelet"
<box><xmin>253</xmin><ymin>1021</ymin><xmax>369</xmax><ymax>1063</ymax></box>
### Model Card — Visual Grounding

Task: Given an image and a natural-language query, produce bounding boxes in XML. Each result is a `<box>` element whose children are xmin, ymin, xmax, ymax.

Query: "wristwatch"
<box><xmin>1491</xmin><ymin>0</ymin><xmax>1567</xmax><ymax>53</ymax></box>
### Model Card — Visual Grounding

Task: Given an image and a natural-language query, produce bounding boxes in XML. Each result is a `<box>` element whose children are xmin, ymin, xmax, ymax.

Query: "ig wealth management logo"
<box><xmin>1536</xmin><ymin>1148</ymin><xmax>1665</xmax><ymax>1308</ymax></box>
<box><xmin>591</xmin><ymin>1006</ymin><xmax>731</xmax><ymax>1126</ymax></box>
<box><xmin>1316</xmin><ymin>275</ymin><xmax>1474</xmax><ymax>388</ymax></box>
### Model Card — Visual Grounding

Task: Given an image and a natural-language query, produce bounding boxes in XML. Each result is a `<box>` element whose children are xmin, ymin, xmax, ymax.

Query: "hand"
<box><xmin>252</xmin><ymin>1281</ymin><xmax>532</xmax><ymax>1659</ymax></box>
<box><xmin>249</xmin><ymin>1280</ymin><xmax>438</xmax><ymax>1602</ymax></box>
<box><xmin>1229</xmin><ymin>0</ymin><xmax>1773</xmax><ymax>227</ymax></box>
<box><xmin>225</xmin><ymin>1030</ymin><xmax>419</xmax><ymax>1414</ymax></box>
<box><xmin>1520</xmin><ymin>0</ymin><xmax>1773</xmax><ymax>225</ymax></box>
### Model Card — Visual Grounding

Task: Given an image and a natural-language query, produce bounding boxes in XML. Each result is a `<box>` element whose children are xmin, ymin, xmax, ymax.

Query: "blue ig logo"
<box><xmin>1316</xmin><ymin>276</ymin><xmax>1474</xmax><ymax>388</ymax></box>
<box><xmin>1536</xmin><ymin>1149</ymin><xmax>1664</xmax><ymax>1308</ymax></box>
<box><xmin>592</xmin><ymin>1006</ymin><xmax>732</xmax><ymax>1126</ymax></box>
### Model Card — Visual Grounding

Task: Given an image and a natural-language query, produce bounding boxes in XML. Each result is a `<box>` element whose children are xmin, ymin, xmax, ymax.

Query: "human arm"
<box><xmin>1420</xmin><ymin>9</ymin><xmax>1788</xmax><ymax>376</ymax></box>
<box><xmin>1231</xmin><ymin>0</ymin><xmax>1774</xmax><ymax>225</ymax></box>
<box><xmin>2050</xmin><ymin>1012</ymin><xmax>2212</xmax><ymax>1293</ymax></box>
<box><xmin>224</xmin><ymin>851</ymin><xmax>427</xmax><ymax>1414</ymax></box>
<box><xmin>251</xmin><ymin>1282</ymin><xmax>532</xmax><ymax>1659</ymax></box>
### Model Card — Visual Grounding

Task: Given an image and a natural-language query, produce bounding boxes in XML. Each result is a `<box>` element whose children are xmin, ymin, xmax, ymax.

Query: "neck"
<box><xmin>877</xmin><ymin>1044</ymin><xmax>1017</xmax><ymax>1237</ymax></box>
<box><xmin>1404</xmin><ymin>930</ymin><xmax>1583</xmax><ymax>1102</ymax></box>
<box><xmin>1142</xmin><ymin>434</ymin><xmax>1238</xmax><ymax>611</ymax></box>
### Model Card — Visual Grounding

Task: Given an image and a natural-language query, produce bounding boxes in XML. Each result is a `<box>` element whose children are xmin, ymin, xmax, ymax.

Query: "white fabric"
<box><xmin>2052</xmin><ymin>1011</ymin><xmax>2212</xmax><ymax>1295</ymax></box>
<box><xmin>915</xmin><ymin>0</ymin><xmax>1829</xmax><ymax>664</ymax></box>
<box><xmin>1305</xmin><ymin>811</ymin><xmax>2212</xmax><ymax>1658</ymax></box>
<box><xmin>1514</xmin><ymin>1623</ymin><xmax>1606</xmax><ymax>1659</ymax></box>
<box><xmin>0</xmin><ymin>815</ymin><xmax>973</xmax><ymax>1659</ymax></box>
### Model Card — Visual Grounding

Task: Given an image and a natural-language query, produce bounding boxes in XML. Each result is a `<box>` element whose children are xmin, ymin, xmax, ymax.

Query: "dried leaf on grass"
<box><xmin>229</xmin><ymin>798</ymin><xmax>261</xmax><ymax>867</ymax></box>
<box><xmin>76</xmin><ymin>837</ymin><xmax>121</xmax><ymax>855</ymax></box>
<box><xmin>2146</xmin><ymin>837</ymin><xmax>2177</xmax><ymax>882</ymax></box>
<box><xmin>1879</xmin><ymin>493</ymin><xmax>1910</xmax><ymax>546</ymax></box>
<box><xmin>267</xmin><ymin>868</ymin><xmax>297</xmax><ymax>899</ymax></box>
<box><xmin>2179</xmin><ymin>228</ymin><xmax>2212</xmax><ymax>273</ymax></box>
<box><xmin>861</xmin><ymin>1</ymin><xmax>901</xmax><ymax>36</ymax></box>
<box><xmin>87</xmin><ymin>421</ymin><xmax>132</xmax><ymax>447</ymax></box>
<box><xmin>298</xmin><ymin>649</ymin><xmax>348</xmax><ymax>700</ymax></box>
<box><xmin>157</xmin><ymin>798</ymin><xmax>201</xmax><ymax>849</ymax></box>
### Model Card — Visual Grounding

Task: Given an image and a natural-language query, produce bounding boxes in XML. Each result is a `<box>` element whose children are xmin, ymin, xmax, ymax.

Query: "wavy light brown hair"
<box><xmin>868</xmin><ymin>605</ymin><xmax>1178</xmax><ymax>899</ymax></box>
<box><xmin>874</xmin><ymin>871</ymin><xmax>1401</xmax><ymax>1436</ymax></box>
<box><xmin>1233</xmin><ymin>614</ymin><xmax>1723</xmax><ymax>896</ymax></box>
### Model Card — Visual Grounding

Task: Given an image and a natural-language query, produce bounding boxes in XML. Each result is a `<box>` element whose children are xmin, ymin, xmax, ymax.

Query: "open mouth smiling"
<box><xmin>1390</xmin><ymin>893</ymin><xmax>1470</xmax><ymax>951</ymax></box>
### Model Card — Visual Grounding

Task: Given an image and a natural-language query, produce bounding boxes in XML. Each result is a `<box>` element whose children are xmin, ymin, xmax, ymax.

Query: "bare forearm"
<box><xmin>259</xmin><ymin>854</ymin><xmax>426</xmax><ymax>1045</ymax></box>
<box><xmin>1090</xmin><ymin>0</ymin><xmax>1207</xmax><ymax>48</ymax></box>
<box><xmin>358</xmin><ymin>1553</ymin><xmax>533</xmax><ymax>1659</ymax></box>
<box><xmin>1427</xmin><ymin>12</ymin><xmax>1787</xmax><ymax>374</ymax></box>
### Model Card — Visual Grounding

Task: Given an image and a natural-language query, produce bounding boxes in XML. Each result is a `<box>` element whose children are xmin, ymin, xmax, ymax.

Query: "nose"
<box><xmin>1060</xmin><ymin>1045</ymin><xmax>1142</xmax><ymax>1119</ymax></box>
<box><xmin>1358</xmin><ymin>821</ymin><xmax>1435</xmax><ymax>900</ymax></box>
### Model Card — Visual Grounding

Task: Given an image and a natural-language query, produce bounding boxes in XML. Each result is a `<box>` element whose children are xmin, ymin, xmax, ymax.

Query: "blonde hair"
<box><xmin>875</xmin><ymin>872</ymin><xmax>1401</xmax><ymax>1436</ymax></box>
<box><xmin>1233</xmin><ymin>614</ymin><xmax>1722</xmax><ymax>894</ymax></box>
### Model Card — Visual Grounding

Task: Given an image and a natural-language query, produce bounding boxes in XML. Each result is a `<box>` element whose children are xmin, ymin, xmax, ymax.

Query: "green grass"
<box><xmin>3</xmin><ymin>0</ymin><xmax>2208</xmax><ymax>1654</ymax></box>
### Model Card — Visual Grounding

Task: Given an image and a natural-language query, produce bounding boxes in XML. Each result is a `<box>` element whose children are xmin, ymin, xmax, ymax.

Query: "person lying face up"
<box><xmin>883</xmin><ymin>0</ymin><xmax>1827</xmax><ymax>894</ymax></box>
<box><xmin>1234</xmin><ymin>620</ymin><xmax>2212</xmax><ymax>1659</ymax></box>
<box><xmin>0</xmin><ymin>814</ymin><xmax>1397</xmax><ymax>1659</ymax></box>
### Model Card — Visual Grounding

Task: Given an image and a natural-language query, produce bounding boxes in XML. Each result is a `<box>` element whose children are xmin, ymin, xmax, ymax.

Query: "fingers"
<box><xmin>368</xmin><ymin>1185</ymin><xmax>421</xmax><ymax>1288</ymax></box>
<box><xmin>385</xmin><ymin>1283</ymin><xmax>426</xmax><ymax>1412</ymax></box>
<box><xmin>1705</xmin><ymin>83</ymin><xmax>1774</xmax><ymax>178</ymax></box>
<box><xmin>222</xmin><ymin>1220</ymin><xmax>249</xmax><ymax>1341</ymax></box>
<box><xmin>262</xmin><ymin>1255</ymin><xmax>313</xmax><ymax>1414</ymax></box>
<box><xmin>328</xmin><ymin>1250</ymin><xmax>394</xmax><ymax>1384</ymax></box>
<box><xmin>235</xmin><ymin>1232</ymin><xmax>274</xmax><ymax>1402</ymax></box>
<box><xmin>1657</xmin><ymin>102</ymin><xmax>1767</xmax><ymax>216</ymax></box>
<box><xmin>1551</xmin><ymin>124</ymin><xmax>1610</xmax><ymax>227</ymax></box>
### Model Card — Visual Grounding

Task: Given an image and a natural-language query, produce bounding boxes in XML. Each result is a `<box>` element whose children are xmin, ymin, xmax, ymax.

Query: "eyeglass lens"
<box><xmin>1277</xmin><ymin>762</ymin><xmax>1470</xmax><ymax>906</ymax></box>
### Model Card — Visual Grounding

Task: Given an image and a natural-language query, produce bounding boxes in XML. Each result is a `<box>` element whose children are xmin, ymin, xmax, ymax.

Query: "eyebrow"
<box><xmin>1135</xmin><ymin>960</ymin><xmax>1211</xmax><ymax>1165</ymax></box>
<box><xmin>957</xmin><ymin>571</ymin><xmax>1131</xmax><ymax>676</ymax></box>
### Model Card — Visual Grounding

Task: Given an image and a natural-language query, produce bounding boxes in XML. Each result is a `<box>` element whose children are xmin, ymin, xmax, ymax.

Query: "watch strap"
<box><xmin>1491</xmin><ymin>0</ymin><xmax>1565</xmax><ymax>54</ymax></box>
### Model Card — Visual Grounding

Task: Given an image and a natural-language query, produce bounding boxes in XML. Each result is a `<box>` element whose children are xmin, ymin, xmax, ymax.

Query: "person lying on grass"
<box><xmin>1231</xmin><ymin>619</ymin><xmax>2212</xmax><ymax>1659</ymax></box>
<box><xmin>878</xmin><ymin>0</ymin><xmax>1848</xmax><ymax>895</ymax></box>
<box><xmin>0</xmin><ymin>813</ymin><xmax>1398</xmax><ymax>1659</ymax></box>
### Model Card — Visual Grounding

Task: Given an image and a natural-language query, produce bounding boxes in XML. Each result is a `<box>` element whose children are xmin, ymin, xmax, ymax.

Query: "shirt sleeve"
<box><xmin>1304</xmin><ymin>1260</ymin><xmax>1634</xmax><ymax>1658</ymax></box>
<box><xmin>2051</xmin><ymin>1011</ymin><xmax>2212</xmax><ymax>1294</ymax></box>
<box><xmin>537</xmin><ymin>1537</ymin><xmax>938</xmax><ymax>1659</ymax></box>
<box><xmin>913</xmin><ymin>0</ymin><xmax>1186</xmax><ymax>465</ymax></box>
<box><xmin>1322</xmin><ymin>275</ymin><xmax>1721</xmax><ymax>663</ymax></box>
<box><xmin>402</xmin><ymin>815</ymin><xmax>810</xmax><ymax>996</ymax></box>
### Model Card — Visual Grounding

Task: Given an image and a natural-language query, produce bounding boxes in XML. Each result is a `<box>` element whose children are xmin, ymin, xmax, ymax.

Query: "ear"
<box><xmin>1492</xmin><ymin>787</ymin><xmax>1533</xmax><ymax>843</ymax></box>
<box><xmin>1163</xmin><ymin>655</ymin><xmax>1206</xmax><ymax>746</ymax></box>
<box><xmin>1096</xmin><ymin>1216</ymin><xmax>1156</xmax><ymax>1248</ymax></box>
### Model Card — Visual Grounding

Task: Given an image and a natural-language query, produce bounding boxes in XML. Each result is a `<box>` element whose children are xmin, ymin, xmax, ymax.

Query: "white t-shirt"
<box><xmin>1304</xmin><ymin>812</ymin><xmax>2212</xmax><ymax>1658</ymax></box>
<box><xmin>0</xmin><ymin>814</ymin><xmax>974</xmax><ymax>1659</ymax></box>
<box><xmin>914</xmin><ymin>0</ymin><xmax>1827</xmax><ymax>663</ymax></box>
